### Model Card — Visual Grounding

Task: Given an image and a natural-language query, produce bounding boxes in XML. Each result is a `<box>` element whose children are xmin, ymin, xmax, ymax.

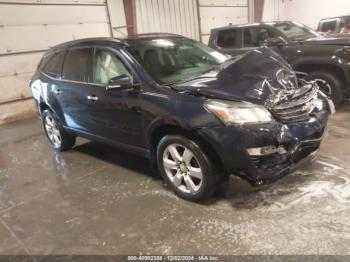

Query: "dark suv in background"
<box><xmin>30</xmin><ymin>34</ymin><xmax>333</xmax><ymax>201</ymax></box>
<box><xmin>318</xmin><ymin>15</ymin><xmax>350</xmax><ymax>33</ymax></box>
<box><xmin>209</xmin><ymin>21</ymin><xmax>350</xmax><ymax>107</ymax></box>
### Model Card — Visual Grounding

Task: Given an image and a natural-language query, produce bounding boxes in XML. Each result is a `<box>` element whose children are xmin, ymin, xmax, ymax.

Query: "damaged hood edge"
<box><xmin>173</xmin><ymin>48</ymin><xmax>299</xmax><ymax>107</ymax></box>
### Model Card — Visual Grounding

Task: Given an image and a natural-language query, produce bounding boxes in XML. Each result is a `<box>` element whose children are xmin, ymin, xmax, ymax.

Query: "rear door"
<box><xmin>59</xmin><ymin>47</ymin><xmax>93</xmax><ymax>132</ymax></box>
<box><xmin>39</xmin><ymin>51</ymin><xmax>66</xmax><ymax>121</ymax></box>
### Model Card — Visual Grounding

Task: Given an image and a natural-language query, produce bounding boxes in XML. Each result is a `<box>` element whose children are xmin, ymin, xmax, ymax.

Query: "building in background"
<box><xmin>263</xmin><ymin>0</ymin><xmax>350</xmax><ymax>30</ymax></box>
<box><xmin>0</xmin><ymin>0</ymin><xmax>126</xmax><ymax>125</ymax></box>
<box><xmin>0</xmin><ymin>0</ymin><xmax>254</xmax><ymax>124</ymax></box>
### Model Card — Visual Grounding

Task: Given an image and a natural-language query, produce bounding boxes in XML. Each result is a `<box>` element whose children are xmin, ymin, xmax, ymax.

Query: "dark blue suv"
<box><xmin>30</xmin><ymin>34</ymin><xmax>333</xmax><ymax>201</ymax></box>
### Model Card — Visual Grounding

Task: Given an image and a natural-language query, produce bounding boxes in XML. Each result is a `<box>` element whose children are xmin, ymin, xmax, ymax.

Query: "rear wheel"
<box><xmin>42</xmin><ymin>110</ymin><xmax>76</xmax><ymax>151</ymax></box>
<box><xmin>303</xmin><ymin>71</ymin><xmax>344</xmax><ymax>108</ymax></box>
<box><xmin>157</xmin><ymin>135</ymin><xmax>219</xmax><ymax>201</ymax></box>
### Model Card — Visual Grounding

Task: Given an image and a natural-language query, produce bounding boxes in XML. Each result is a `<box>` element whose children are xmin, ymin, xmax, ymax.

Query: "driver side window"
<box><xmin>243</xmin><ymin>27</ymin><xmax>275</xmax><ymax>47</ymax></box>
<box><xmin>92</xmin><ymin>49</ymin><xmax>131</xmax><ymax>85</ymax></box>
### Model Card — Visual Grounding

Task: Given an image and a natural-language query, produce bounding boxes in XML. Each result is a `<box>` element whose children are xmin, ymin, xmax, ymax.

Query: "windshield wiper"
<box><xmin>167</xmin><ymin>67</ymin><xmax>218</xmax><ymax>86</ymax></box>
<box><xmin>291</xmin><ymin>35</ymin><xmax>314</xmax><ymax>41</ymax></box>
<box><xmin>167</xmin><ymin>57</ymin><xmax>238</xmax><ymax>86</ymax></box>
<box><xmin>219</xmin><ymin>56</ymin><xmax>240</xmax><ymax>70</ymax></box>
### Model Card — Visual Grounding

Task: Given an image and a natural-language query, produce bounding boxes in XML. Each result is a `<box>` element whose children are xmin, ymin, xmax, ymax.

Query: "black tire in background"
<box><xmin>156</xmin><ymin>135</ymin><xmax>220</xmax><ymax>201</ymax></box>
<box><xmin>42</xmin><ymin>110</ymin><xmax>76</xmax><ymax>151</ymax></box>
<box><xmin>303</xmin><ymin>71</ymin><xmax>344</xmax><ymax>108</ymax></box>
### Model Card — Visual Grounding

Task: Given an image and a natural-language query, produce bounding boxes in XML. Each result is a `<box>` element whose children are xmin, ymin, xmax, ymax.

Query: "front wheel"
<box><xmin>303</xmin><ymin>71</ymin><xmax>344</xmax><ymax>108</ymax></box>
<box><xmin>42</xmin><ymin>110</ymin><xmax>76</xmax><ymax>151</ymax></box>
<box><xmin>156</xmin><ymin>135</ymin><xmax>219</xmax><ymax>201</ymax></box>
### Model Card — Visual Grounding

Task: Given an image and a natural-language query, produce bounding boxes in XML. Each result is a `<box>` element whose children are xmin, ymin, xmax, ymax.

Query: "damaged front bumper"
<box><xmin>196</xmin><ymin>96</ymin><xmax>332</xmax><ymax>186</ymax></box>
<box><xmin>246</xmin><ymin>131</ymin><xmax>325</xmax><ymax>186</ymax></box>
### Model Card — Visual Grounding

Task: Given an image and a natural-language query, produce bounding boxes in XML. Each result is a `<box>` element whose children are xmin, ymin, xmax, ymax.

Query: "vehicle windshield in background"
<box><xmin>126</xmin><ymin>39</ymin><xmax>228</xmax><ymax>85</ymax></box>
<box><xmin>273</xmin><ymin>22</ymin><xmax>319</xmax><ymax>40</ymax></box>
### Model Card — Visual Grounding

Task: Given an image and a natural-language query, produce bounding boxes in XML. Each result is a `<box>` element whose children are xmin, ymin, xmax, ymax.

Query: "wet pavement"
<box><xmin>0</xmin><ymin>104</ymin><xmax>350</xmax><ymax>256</ymax></box>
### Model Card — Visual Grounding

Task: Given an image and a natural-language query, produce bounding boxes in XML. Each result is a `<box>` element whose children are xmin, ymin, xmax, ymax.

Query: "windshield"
<box><xmin>126</xmin><ymin>38</ymin><xmax>228</xmax><ymax>85</ymax></box>
<box><xmin>273</xmin><ymin>22</ymin><xmax>319</xmax><ymax>40</ymax></box>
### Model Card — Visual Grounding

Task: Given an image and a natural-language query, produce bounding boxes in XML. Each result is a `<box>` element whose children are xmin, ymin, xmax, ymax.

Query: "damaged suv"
<box><xmin>30</xmin><ymin>34</ymin><xmax>334</xmax><ymax>201</ymax></box>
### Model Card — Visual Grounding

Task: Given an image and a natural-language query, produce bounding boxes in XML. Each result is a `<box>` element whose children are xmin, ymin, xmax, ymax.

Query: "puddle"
<box><xmin>228</xmin><ymin>157</ymin><xmax>350</xmax><ymax>212</ymax></box>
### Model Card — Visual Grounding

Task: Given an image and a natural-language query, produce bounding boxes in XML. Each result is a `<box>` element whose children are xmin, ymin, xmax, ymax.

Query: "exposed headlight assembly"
<box><xmin>204</xmin><ymin>100</ymin><xmax>274</xmax><ymax>125</ymax></box>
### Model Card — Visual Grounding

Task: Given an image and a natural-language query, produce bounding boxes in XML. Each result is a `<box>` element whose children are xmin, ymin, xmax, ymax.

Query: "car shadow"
<box><xmin>222</xmin><ymin>171</ymin><xmax>316</xmax><ymax>210</ymax></box>
<box><xmin>57</xmin><ymin>139</ymin><xmax>320</xmax><ymax>209</ymax></box>
<box><xmin>199</xmin><ymin>164</ymin><xmax>319</xmax><ymax>208</ymax></box>
<box><xmin>72</xmin><ymin>140</ymin><xmax>158</xmax><ymax>179</ymax></box>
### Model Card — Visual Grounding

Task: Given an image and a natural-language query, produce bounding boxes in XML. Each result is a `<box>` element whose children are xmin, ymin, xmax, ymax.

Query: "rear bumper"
<box><xmin>195</xmin><ymin>108</ymin><xmax>329</xmax><ymax>185</ymax></box>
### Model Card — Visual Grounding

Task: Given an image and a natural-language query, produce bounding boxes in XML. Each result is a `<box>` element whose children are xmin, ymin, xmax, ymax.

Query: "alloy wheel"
<box><xmin>162</xmin><ymin>144</ymin><xmax>203</xmax><ymax>193</ymax></box>
<box><xmin>44</xmin><ymin>115</ymin><xmax>62</xmax><ymax>147</ymax></box>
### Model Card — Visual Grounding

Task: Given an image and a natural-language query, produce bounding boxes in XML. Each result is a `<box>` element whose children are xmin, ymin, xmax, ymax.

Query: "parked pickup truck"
<box><xmin>318</xmin><ymin>15</ymin><xmax>350</xmax><ymax>34</ymax></box>
<box><xmin>208</xmin><ymin>21</ymin><xmax>350</xmax><ymax>107</ymax></box>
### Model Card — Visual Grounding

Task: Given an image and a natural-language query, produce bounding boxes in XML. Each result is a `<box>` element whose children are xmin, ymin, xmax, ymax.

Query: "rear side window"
<box><xmin>41</xmin><ymin>52</ymin><xmax>65</xmax><ymax>78</ymax></box>
<box><xmin>320</xmin><ymin>20</ymin><xmax>337</xmax><ymax>32</ymax></box>
<box><xmin>339</xmin><ymin>17</ymin><xmax>350</xmax><ymax>32</ymax></box>
<box><xmin>217</xmin><ymin>29</ymin><xmax>238</xmax><ymax>48</ymax></box>
<box><xmin>62</xmin><ymin>48</ymin><xmax>91</xmax><ymax>82</ymax></box>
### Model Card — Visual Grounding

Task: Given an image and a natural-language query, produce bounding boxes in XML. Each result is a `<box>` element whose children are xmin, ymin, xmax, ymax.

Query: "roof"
<box><xmin>210</xmin><ymin>21</ymin><xmax>294</xmax><ymax>31</ymax></box>
<box><xmin>319</xmin><ymin>15</ymin><xmax>350</xmax><ymax>21</ymax></box>
<box><xmin>50</xmin><ymin>33</ymin><xmax>185</xmax><ymax>50</ymax></box>
<box><xmin>126</xmin><ymin>32</ymin><xmax>183</xmax><ymax>40</ymax></box>
<box><xmin>51</xmin><ymin>37</ymin><xmax>123</xmax><ymax>50</ymax></box>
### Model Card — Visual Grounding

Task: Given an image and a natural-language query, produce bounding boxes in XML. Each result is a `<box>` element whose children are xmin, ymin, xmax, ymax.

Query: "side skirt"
<box><xmin>64</xmin><ymin>127</ymin><xmax>151</xmax><ymax>159</ymax></box>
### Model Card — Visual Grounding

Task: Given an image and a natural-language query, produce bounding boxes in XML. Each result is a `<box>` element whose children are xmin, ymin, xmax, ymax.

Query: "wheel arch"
<box><xmin>295</xmin><ymin>63</ymin><xmax>347</xmax><ymax>86</ymax></box>
<box><xmin>39</xmin><ymin>100</ymin><xmax>66</xmax><ymax>125</ymax></box>
<box><xmin>39</xmin><ymin>101</ymin><xmax>51</xmax><ymax>115</ymax></box>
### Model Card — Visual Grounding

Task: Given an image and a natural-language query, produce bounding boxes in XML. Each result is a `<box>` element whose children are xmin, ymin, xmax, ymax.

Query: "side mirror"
<box><xmin>106</xmin><ymin>75</ymin><xmax>132</xmax><ymax>90</ymax></box>
<box><xmin>263</xmin><ymin>37</ymin><xmax>285</xmax><ymax>47</ymax></box>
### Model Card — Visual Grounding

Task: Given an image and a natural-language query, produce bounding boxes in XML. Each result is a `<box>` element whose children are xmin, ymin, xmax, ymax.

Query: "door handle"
<box><xmin>54</xmin><ymin>89</ymin><xmax>62</xmax><ymax>95</ymax></box>
<box><xmin>87</xmin><ymin>95</ymin><xmax>99</xmax><ymax>101</ymax></box>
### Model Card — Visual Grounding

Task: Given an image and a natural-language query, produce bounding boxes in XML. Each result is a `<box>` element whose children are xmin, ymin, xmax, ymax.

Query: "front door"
<box><xmin>241</xmin><ymin>26</ymin><xmax>276</xmax><ymax>54</ymax></box>
<box><xmin>84</xmin><ymin>47</ymin><xmax>144</xmax><ymax>147</ymax></box>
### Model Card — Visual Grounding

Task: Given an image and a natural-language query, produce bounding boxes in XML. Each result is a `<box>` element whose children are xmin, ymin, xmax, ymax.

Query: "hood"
<box><xmin>300</xmin><ymin>35</ymin><xmax>350</xmax><ymax>46</ymax></box>
<box><xmin>173</xmin><ymin>48</ymin><xmax>296</xmax><ymax>106</ymax></box>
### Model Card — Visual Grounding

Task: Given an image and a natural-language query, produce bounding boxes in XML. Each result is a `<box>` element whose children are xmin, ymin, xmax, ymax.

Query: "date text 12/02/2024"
<box><xmin>127</xmin><ymin>255</ymin><xmax>220</xmax><ymax>261</ymax></box>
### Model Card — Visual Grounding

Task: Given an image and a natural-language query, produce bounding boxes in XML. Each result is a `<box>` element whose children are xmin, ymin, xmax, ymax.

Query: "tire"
<box><xmin>156</xmin><ymin>135</ymin><xmax>219</xmax><ymax>201</ymax></box>
<box><xmin>303</xmin><ymin>71</ymin><xmax>344</xmax><ymax>108</ymax></box>
<box><xmin>42</xmin><ymin>110</ymin><xmax>76</xmax><ymax>151</ymax></box>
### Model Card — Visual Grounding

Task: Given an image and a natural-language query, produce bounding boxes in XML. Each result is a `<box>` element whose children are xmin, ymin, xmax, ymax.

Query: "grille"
<box><xmin>271</xmin><ymin>83</ymin><xmax>319</xmax><ymax>123</ymax></box>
